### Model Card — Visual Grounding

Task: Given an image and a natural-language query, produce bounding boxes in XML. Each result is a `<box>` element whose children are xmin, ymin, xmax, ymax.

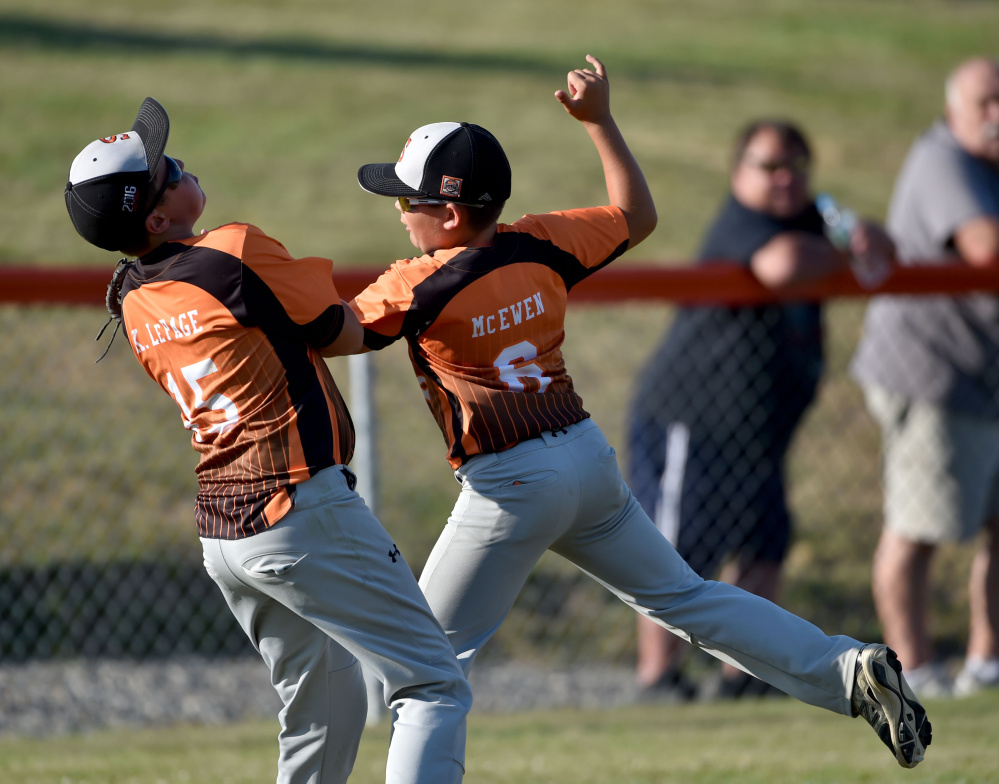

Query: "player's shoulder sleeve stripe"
<box><xmin>175</xmin><ymin>224</ymin><xmax>346</xmax><ymax>343</ymax></box>
<box><xmin>126</xmin><ymin>239</ymin><xmax>247</xmax><ymax>323</ymax></box>
<box><xmin>349</xmin><ymin>254</ymin><xmax>448</xmax><ymax>349</ymax></box>
<box><xmin>504</xmin><ymin>206</ymin><xmax>629</xmax><ymax>270</ymax></box>
<box><xmin>229</xmin><ymin>225</ymin><xmax>341</xmax><ymax>325</ymax></box>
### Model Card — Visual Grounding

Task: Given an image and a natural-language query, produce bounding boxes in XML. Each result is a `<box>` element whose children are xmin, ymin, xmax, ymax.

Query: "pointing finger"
<box><xmin>586</xmin><ymin>54</ymin><xmax>606</xmax><ymax>78</ymax></box>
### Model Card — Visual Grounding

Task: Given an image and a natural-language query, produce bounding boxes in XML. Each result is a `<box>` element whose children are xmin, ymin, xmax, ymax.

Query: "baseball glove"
<box><xmin>95</xmin><ymin>258</ymin><xmax>134</xmax><ymax>362</ymax></box>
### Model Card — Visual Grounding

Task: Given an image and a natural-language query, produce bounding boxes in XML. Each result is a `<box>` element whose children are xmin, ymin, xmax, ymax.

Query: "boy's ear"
<box><xmin>442</xmin><ymin>203</ymin><xmax>463</xmax><ymax>231</ymax></box>
<box><xmin>145</xmin><ymin>209</ymin><xmax>170</xmax><ymax>237</ymax></box>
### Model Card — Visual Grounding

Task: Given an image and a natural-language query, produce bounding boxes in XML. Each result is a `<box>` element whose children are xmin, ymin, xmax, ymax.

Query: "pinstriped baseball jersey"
<box><xmin>119</xmin><ymin>223</ymin><xmax>354</xmax><ymax>539</ymax></box>
<box><xmin>350</xmin><ymin>206</ymin><xmax>629</xmax><ymax>468</ymax></box>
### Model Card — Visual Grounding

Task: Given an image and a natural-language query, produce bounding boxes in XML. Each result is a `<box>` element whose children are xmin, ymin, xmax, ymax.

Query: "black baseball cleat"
<box><xmin>852</xmin><ymin>645</ymin><xmax>932</xmax><ymax>768</ymax></box>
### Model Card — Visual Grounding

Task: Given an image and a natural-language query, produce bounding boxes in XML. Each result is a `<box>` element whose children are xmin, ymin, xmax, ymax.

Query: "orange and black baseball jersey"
<box><xmin>351</xmin><ymin>206</ymin><xmax>629</xmax><ymax>468</ymax></box>
<box><xmin>119</xmin><ymin>223</ymin><xmax>353</xmax><ymax>539</ymax></box>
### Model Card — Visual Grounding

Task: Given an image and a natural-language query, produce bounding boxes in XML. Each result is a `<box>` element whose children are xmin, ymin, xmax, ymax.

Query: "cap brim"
<box><xmin>357</xmin><ymin>163</ymin><xmax>424</xmax><ymax>198</ymax></box>
<box><xmin>131</xmin><ymin>97</ymin><xmax>169</xmax><ymax>181</ymax></box>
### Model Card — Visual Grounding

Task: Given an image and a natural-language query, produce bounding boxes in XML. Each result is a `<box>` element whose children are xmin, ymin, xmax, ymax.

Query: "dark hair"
<box><xmin>731</xmin><ymin>120</ymin><xmax>812</xmax><ymax>170</ymax></box>
<box><xmin>462</xmin><ymin>200</ymin><xmax>506</xmax><ymax>232</ymax></box>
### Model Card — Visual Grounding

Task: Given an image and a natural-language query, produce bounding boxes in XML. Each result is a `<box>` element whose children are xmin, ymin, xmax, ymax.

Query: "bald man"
<box><xmin>852</xmin><ymin>57</ymin><xmax>999</xmax><ymax>699</ymax></box>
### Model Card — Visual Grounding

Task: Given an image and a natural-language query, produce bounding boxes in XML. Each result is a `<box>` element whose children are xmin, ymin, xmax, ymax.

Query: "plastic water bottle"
<box><xmin>815</xmin><ymin>192</ymin><xmax>889</xmax><ymax>289</ymax></box>
<box><xmin>815</xmin><ymin>192</ymin><xmax>857</xmax><ymax>251</ymax></box>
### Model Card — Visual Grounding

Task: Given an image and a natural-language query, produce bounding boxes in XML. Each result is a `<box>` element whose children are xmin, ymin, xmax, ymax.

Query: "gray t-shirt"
<box><xmin>851</xmin><ymin>120</ymin><xmax>999</xmax><ymax>418</ymax></box>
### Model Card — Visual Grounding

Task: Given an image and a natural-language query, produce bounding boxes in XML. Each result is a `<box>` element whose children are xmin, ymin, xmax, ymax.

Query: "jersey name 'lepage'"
<box><xmin>131</xmin><ymin>308</ymin><xmax>204</xmax><ymax>354</ymax></box>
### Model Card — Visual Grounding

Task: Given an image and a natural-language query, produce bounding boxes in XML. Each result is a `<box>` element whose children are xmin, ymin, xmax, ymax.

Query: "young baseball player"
<box><xmin>349</xmin><ymin>55</ymin><xmax>932</xmax><ymax>769</ymax></box>
<box><xmin>64</xmin><ymin>97</ymin><xmax>471</xmax><ymax>784</ymax></box>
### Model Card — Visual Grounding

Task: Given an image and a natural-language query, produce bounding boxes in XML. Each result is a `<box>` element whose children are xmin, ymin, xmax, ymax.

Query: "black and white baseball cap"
<box><xmin>358</xmin><ymin>121</ymin><xmax>511</xmax><ymax>206</ymax></box>
<box><xmin>65</xmin><ymin>97</ymin><xmax>170</xmax><ymax>251</ymax></box>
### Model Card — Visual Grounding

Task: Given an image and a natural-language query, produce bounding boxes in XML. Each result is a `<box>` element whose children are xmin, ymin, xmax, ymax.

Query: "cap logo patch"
<box><xmin>440</xmin><ymin>176</ymin><xmax>462</xmax><ymax>198</ymax></box>
<box><xmin>398</xmin><ymin>137</ymin><xmax>412</xmax><ymax>163</ymax></box>
<box><xmin>99</xmin><ymin>133</ymin><xmax>130</xmax><ymax>144</ymax></box>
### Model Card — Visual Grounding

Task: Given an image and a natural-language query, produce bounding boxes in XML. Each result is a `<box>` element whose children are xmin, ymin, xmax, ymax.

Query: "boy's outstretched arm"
<box><xmin>555</xmin><ymin>54</ymin><xmax>657</xmax><ymax>248</ymax></box>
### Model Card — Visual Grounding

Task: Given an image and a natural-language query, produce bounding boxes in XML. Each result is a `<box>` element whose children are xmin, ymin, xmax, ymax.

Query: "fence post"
<box><xmin>347</xmin><ymin>352</ymin><xmax>388</xmax><ymax>725</ymax></box>
<box><xmin>348</xmin><ymin>353</ymin><xmax>379</xmax><ymax>514</ymax></box>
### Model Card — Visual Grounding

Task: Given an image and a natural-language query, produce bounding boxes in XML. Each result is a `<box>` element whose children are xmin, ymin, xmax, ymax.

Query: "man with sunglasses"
<box><xmin>626</xmin><ymin>119</ymin><xmax>896</xmax><ymax>702</ymax></box>
<box><xmin>65</xmin><ymin>97</ymin><xmax>472</xmax><ymax>784</ymax></box>
<box><xmin>349</xmin><ymin>59</ymin><xmax>929</xmax><ymax>769</ymax></box>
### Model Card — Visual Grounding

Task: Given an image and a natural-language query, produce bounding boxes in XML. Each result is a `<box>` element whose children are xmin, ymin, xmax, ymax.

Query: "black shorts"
<box><xmin>627</xmin><ymin>416</ymin><xmax>791</xmax><ymax>578</ymax></box>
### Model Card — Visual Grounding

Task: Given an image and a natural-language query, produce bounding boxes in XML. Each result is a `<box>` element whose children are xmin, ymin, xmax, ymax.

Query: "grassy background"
<box><xmin>3</xmin><ymin>0</ymin><xmax>998</xmax><ymax>268</ymax></box>
<box><xmin>2</xmin><ymin>0</ymin><xmax>998</xmax><ymax>778</ymax></box>
<box><xmin>1</xmin><ymin>691</ymin><xmax>995</xmax><ymax>783</ymax></box>
<box><xmin>1</xmin><ymin>0</ymin><xmax>997</xmax><ymax>661</ymax></box>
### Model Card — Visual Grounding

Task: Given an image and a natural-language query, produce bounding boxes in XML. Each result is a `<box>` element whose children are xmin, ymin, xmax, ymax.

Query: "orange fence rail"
<box><xmin>2</xmin><ymin>262</ymin><xmax>999</xmax><ymax>306</ymax></box>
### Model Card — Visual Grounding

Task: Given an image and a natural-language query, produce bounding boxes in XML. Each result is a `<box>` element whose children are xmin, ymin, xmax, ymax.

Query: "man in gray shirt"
<box><xmin>852</xmin><ymin>57</ymin><xmax>999</xmax><ymax>698</ymax></box>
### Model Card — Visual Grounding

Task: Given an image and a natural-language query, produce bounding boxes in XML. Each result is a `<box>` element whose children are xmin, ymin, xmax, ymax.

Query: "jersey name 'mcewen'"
<box><xmin>471</xmin><ymin>291</ymin><xmax>544</xmax><ymax>338</ymax></box>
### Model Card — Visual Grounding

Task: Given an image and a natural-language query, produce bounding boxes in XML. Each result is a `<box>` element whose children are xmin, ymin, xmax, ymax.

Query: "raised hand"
<box><xmin>554</xmin><ymin>54</ymin><xmax>611</xmax><ymax>124</ymax></box>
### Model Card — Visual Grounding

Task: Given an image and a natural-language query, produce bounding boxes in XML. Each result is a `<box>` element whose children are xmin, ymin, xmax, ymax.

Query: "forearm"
<box><xmin>751</xmin><ymin>232</ymin><xmax>847</xmax><ymax>290</ymax></box>
<box><xmin>319</xmin><ymin>303</ymin><xmax>364</xmax><ymax>357</ymax></box>
<box><xmin>584</xmin><ymin>117</ymin><xmax>657</xmax><ymax>246</ymax></box>
<box><xmin>555</xmin><ymin>55</ymin><xmax>657</xmax><ymax>248</ymax></box>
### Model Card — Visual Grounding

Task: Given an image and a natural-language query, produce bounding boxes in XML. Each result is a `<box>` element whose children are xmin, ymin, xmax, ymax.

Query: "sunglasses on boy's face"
<box><xmin>145</xmin><ymin>156</ymin><xmax>184</xmax><ymax>215</ymax></box>
<box><xmin>397</xmin><ymin>196</ymin><xmax>484</xmax><ymax>212</ymax></box>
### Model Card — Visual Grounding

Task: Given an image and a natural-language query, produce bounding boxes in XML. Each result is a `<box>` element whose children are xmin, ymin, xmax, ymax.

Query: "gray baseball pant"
<box><xmin>419</xmin><ymin>419</ymin><xmax>860</xmax><ymax>716</ymax></box>
<box><xmin>202</xmin><ymin>465</ymin><xmax>471</xmax><ymax>784</ymax></box>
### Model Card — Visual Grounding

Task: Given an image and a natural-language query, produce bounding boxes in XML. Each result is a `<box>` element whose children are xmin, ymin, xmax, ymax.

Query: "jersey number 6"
<box><xmin>494</xmin><ymin>340</ymin><xmax>551</xmax><ymax>393</ymax></box>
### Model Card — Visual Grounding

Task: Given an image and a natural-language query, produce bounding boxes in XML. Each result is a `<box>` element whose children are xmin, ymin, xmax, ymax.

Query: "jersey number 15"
<box><xmin>165</xmin><ymin>358</ymin><xmax>240</xmax><ymax>442</ymax></box>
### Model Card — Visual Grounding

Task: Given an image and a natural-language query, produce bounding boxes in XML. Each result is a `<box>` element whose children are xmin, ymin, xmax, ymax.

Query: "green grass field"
<box><xmin>3</xmin><ymin>0</ymin><xmax>998</xmax><ymax>268</ymax></box>
<box><xmin>3</xmin><ymin>2</ymin><xmax>999</xmax><ymax>778</ymax></box>
<box><xmin>2</xmin><ymin>692</ymin><xmax>996</xmax><ymax>783</ymax></box>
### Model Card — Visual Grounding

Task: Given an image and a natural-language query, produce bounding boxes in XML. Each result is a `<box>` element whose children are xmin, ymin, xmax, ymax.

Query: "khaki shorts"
<box><xmin>864</xmin><ymin>385</ymin><xmax>999</xmax><ymax>543</ymax></box>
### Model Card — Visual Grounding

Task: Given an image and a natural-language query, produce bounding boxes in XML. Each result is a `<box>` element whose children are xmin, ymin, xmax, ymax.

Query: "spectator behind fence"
<box><xmin>64</xmin><ymin>98</ymin><xmax>472</xmax><ymax>784</ymax></box>
<box><xmin>626</xmin><ymin>119</ymin><xmax>895</xmax><ymax>701</ymax></box>
<box><xmin>851</xmin><ymin>57</ymin><xmax>999</xmax><ymax>699</ymax></box>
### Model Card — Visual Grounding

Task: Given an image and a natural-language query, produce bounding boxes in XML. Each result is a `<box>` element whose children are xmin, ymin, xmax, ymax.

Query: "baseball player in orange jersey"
<box><xmin>64</xmin><ymin>98</ymin><xmax>471</xmax><ymax>784</ymax></box>
<box><xmin>349</xmin><ymin>55</ymin><xmax>932</xmax><ymax>769</ymax></box>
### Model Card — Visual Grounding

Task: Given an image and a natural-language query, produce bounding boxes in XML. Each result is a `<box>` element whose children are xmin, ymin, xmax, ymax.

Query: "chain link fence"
<box><xmin>0</xmin><ymin>281</ymin><xmax>983</xmax><ymax>671</ymax></box>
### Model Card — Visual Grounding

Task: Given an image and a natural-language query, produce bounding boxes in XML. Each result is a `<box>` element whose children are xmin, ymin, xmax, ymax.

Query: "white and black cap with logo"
<box><xmin>358</xmin><ymin>121</ymin><xmax>511</xmax><ymax>206</ymax></box>
<box><xmin>65</xmin><ymin>97</ymin><xmax>170</xmax><ymax>251</ymax></box>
